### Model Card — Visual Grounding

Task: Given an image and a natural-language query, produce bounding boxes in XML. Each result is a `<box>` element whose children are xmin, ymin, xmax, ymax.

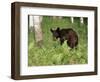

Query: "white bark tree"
<box><xmin>33</xmin><ymin>16</ymin><xmax>43</xmax><ymax>47</ymax></box>
<box><xmin>80</xmin><ymin>17</ymin><xmax>84</xmax><ymax>24</ymax></box>
<box><xmin>29</xmin><ymin>15</ymin><xmax>43</xmax><ymax>47</ymax></box>
<box><xmin>29</xmin><ymin>15</ymin><xmax>34</xmax><ymax>32</ymax></box>
<box><xmin>71</xmin><ymin>17</ymin><xmax>74</xmax><ymax>23</ymax></box>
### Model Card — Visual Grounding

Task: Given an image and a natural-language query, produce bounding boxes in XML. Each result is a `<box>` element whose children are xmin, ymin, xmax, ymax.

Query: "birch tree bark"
<box><xmin>29</xmin><ymin>15</ymin><xmax>34</xmax><ymax>32</ymax></box>
<box><xmin>33</xmin><ymin>16</ymin><xmax>43</xmax><ymax>47</ymax></box>
<box><xmin>71</xmin><ymin>17</ymin><xmax>74</xmax><ymax>23</ymax></box>
<box><xmin>80</xmin><ymin>17</ymin><xmax>84</xmax><ymax>24</ymax></box>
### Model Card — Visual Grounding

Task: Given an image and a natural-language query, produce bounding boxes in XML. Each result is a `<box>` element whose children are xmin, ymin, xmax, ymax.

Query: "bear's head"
<box><xmin>50</xmin><ymin>27</ymin><xmax>60</xmax><ymax>40</ymax></box>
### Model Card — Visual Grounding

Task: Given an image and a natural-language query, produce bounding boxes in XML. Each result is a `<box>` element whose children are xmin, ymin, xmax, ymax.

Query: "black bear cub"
<box><xmin>50</xmin><ymin>27</ymin><xmax>78</xmax><ymax>49</ymax></box>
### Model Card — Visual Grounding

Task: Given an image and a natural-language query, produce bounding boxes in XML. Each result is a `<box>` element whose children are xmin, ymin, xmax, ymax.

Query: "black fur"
<box><xmin>50</xmin><ymin>27</ymin><xmax>78</xmax><ymax>49</ymax></box>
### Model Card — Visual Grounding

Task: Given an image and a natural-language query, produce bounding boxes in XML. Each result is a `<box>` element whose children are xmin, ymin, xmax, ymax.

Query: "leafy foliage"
<box><xmin>28</xmin><ymin>16</ymin><xmax>88</xmax><ymax>66</ymax></box>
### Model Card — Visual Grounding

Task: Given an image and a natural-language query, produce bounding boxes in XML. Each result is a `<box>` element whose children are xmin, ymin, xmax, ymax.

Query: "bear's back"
<box><xmin>60</xmin><ymin>28</ymin><xmax>76</xmax><ymax>37</ymax></box>
<box><xmin>60</xmin><ymin>28</ymin><xmax>78</xmax><ymax>43</ymax></box>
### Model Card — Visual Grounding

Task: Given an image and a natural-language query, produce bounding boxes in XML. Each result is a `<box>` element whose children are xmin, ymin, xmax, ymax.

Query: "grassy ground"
<box><xmin>28</xmin><ymin>16</ymin><xmax>88</xmax><ymax>66</ymax></box>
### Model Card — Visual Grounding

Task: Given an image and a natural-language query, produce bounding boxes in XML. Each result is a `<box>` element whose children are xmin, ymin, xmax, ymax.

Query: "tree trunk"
<box><xmin>33</xmin><ymin>16</ymin><xmax>43</xmax><ymax>47</ymax></box>
<box><xmin>80</xmin><ymin>17</ymin><xmax>84</xmax><ymax>24</ymax></box>
<box><xmin>71</xmin><ymin>17</ymin><xmax>74</xmax><ymax>23</ymax></box>
<box><xmin>28</xmin><ymin>15</ymin><xmax>34</xmax><ymax>32</ymax></box>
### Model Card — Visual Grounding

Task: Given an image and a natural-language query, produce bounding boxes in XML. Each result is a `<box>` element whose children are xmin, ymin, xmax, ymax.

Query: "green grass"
<box><xmin>28</xmin><ymin>16</ymin><xmax>88</xmax><ymax>66</ymax></box>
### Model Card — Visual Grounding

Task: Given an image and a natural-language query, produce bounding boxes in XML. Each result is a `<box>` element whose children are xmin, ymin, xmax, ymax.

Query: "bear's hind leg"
<box><xmin>67</xmin><ymin>41</ymin><xmax>75</xmax><ymax>49</ymax></box>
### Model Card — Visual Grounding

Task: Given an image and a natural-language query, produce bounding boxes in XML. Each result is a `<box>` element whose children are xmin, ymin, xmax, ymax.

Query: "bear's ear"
<box><xmin>50</xmin><ymin>28</ymin><xmax>53</xmax><ymax>32</ymax></box>
<box><xmin>57</xmin><ymin>27</ymin><xmax>60</xmax><ymax>31</ymax></box>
